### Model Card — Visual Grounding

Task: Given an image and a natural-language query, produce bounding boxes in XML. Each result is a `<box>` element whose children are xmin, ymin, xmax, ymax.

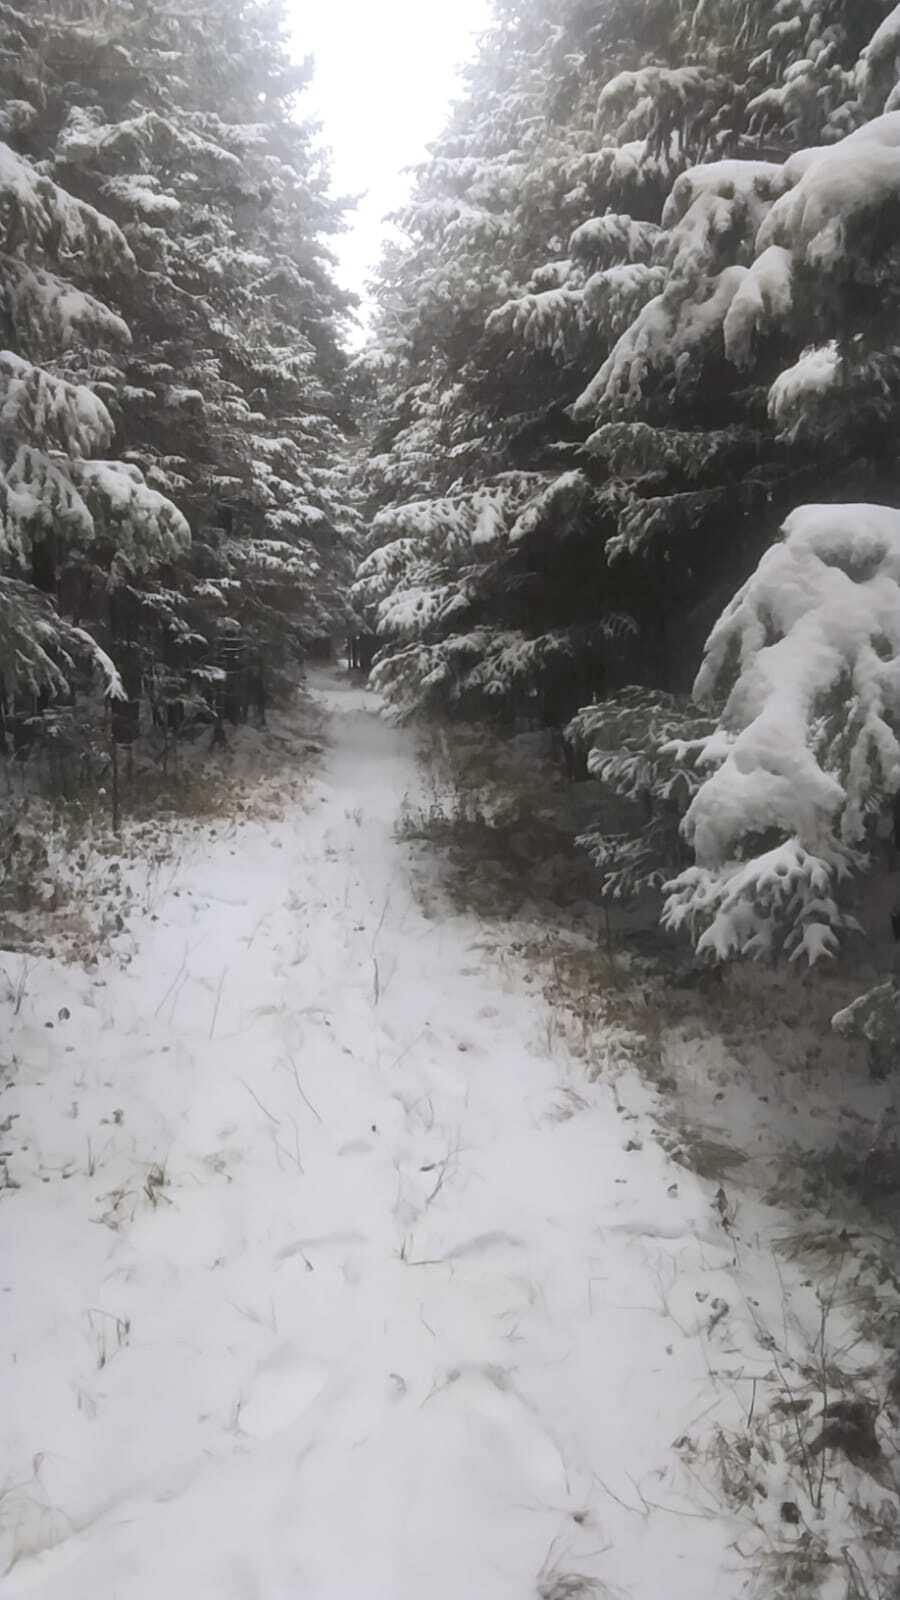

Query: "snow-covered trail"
<box><xmin>2</xmin><ymin>675</ymin><xmax>765</xmax><ymax>1597</ymax></box>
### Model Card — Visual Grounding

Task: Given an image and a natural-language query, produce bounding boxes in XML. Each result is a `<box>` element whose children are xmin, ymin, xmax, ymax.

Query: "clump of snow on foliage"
<box><xmin>856</xmin><ymin>5</ymin><xmax>900</xmax><ymax>114</ymax></box>
<box><xmin>73</xmin><ymin>461</ymin><xmax>191</xmax><ymax>566</ymax></box>
<box><xmin>832</xmin><ymin>979</ymin><xmax>900</xmax><ymax>1079</ymax></box>
<box><xmin>662</xmin><ymin>160</ymin><xmax>786</xmax><ymax>279</ymax></box>
<box><xmin>664</xmin><ymin>503</ymin><xmax>900</xmax><ymax>962</ymax></box>
<box><xmin>0</xmin><ymin>139</ymin><xmax>133</xmax><ymax>272</ymax></box>
<box><xmin>569</xmin><ymin>213</ymin><xmax>662</xmax><ymax>268</ymax></box>
<box><xmin>0</xmin><ymin>577</ymin><xmax>125</xmax><ymax>699</ymax></box>
<box><xmin>573</xmin><ymin>268</ymin><xmax>747</xmax><ymax>417</ymax></box>
<box><xmin>759</xmin><ymin>112</ymin><xmax>900</xmax><ymax>264</ymax></box>
<box><xmin>100</xmin><ymin>174</ymin><xmax>181</xmax><ymax>218</ymax></box>
<box><xmin>1</xmin><ymin>446</ymin><xmax>93</xmax><ymax>562</ymax></box>
<box><xmin>7</xmin><ymin>264</ymin><xmax>131</xmax><ymax>352</ymax></box>
<box><xmin>768</xmin><ymin>343</ymin><xmax>840</xmax><ymax>435</ymax></box>
<box><xmin>0</xmin><ymin>353</ymin><xmax>114</xmax><ymax>454</ymax></box>
<box><xmin>572</xmin><ymin>106</ymin><xmax>900</xmax><ymax>422</ymax></box>
<box><xmin>722</xmin><ymin>246</ymin><xmax>794</xmax><ymax>366</ymax></box>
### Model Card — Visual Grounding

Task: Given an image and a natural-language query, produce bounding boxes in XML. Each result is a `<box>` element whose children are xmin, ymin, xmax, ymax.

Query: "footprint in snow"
<box><xmin>275</xmin><ymin>1230</ymin><xmax>367</xmax><ymax>1263</ymax></box>
<box><xmin>238</xmin><ymin>1345</ymin><xmax>329</xmax><ymax>1439</ymax></box>
<box><xmin>423</xmin><ymin>1362</ymin><xmax>569</xmax><ymax>1499</ymax></box>
<box><xmin>441</xmin><ymin>1230</ymin><xmax>524</xmax><ymax>1261</ymax></box>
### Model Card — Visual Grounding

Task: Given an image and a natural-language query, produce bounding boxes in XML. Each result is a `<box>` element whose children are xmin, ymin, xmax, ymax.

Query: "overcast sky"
<box><xmin>291</xmin><ymin>0</ymin><xmax>491</xmax><ymax>329</ymax></box>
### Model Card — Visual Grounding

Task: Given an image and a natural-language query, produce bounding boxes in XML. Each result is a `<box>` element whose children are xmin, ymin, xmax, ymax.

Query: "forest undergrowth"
<box><xmin>0</xmin><ymin>681</ymin><xmax>324</xmax><ymax>966</ymax></box>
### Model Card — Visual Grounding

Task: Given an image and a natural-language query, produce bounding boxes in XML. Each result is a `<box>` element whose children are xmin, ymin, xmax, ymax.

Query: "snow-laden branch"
<box><xmin>664</xmin><ymin>503</ymin><xmax>900</xmax><ymax>961</ymax></box>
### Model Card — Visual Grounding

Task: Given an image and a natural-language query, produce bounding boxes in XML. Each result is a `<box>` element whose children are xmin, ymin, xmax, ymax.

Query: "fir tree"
<box><xmin>362</xmin><ymin>0</ymin><xmax>900</xmax><ymax>727</ymax></box>
<box><xmin>0</xmin><ymin>39</ymin><xmax>186</xmax><ymax>709</ymax></box>
<box><xmin>0</xmin><ymin>0</ymin><xmax>357</xmax><ymax>743</ymax></box>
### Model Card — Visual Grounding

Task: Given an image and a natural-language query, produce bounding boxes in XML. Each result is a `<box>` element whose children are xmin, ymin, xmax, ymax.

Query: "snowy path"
<box><xmin>1</xmin><ymin>675</ymin><xmax>781</xmax><ymax>1597</ymax></box>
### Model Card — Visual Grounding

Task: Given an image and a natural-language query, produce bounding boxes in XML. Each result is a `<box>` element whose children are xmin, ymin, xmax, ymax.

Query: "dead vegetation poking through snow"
<box><xmin>404</xmin><ymin>717</ymin><xmax>900</xmax><ymax>1600</ymax></box>
<box><xmin>0</xmin><ymin>688</ymin><xmax>325</xmax><ymax>962</ymax></box>
<box><xmin>396</xmin><ymin>719</ymin><xmax>602</xmax><ymax>925</ymax></box>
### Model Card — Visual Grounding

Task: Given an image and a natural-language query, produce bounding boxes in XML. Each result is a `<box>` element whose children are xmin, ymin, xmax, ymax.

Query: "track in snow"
<box><xmin>1</xmin><ymin>672</ymin><xmax>767</xmax><ymax>1598</ymax></box>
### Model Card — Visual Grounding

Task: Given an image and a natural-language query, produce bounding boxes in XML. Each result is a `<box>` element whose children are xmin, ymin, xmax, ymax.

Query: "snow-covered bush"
<box><xmin>664</xmin><ymin>503</ymin><xmax>900</xmax><ymax>962</ymax></box>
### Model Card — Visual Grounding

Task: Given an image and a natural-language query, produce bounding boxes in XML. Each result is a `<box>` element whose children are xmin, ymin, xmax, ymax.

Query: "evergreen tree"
<box><xmin>564</xmin><ymin>2</ymin><xmax>900</xmax><ymax>963</ymax></box>
<box><xmin>0</xmin><ymin>20</ymin><xmax>186</xmax><ymax>710</ymax></box>
<box><xmin>0</xmin><ymin>0</ymin><xmax>356</xmax><ymax>746</ymax></box>
<box><xmin>361</xmin><ymin>0</ymin><xmax>898</xmax><ymax>727</ymax></box>
<box><xmin>360</xmin><ymin>0</ymin><xmax>900</xmax><ymax>993</ymax></box>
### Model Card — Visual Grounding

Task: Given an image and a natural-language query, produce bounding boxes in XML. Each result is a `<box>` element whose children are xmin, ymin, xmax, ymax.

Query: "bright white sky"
<box><xmin>290</xmin><ymin>0</ymin><xmax>491</xmax><ymax>329</ymax></box>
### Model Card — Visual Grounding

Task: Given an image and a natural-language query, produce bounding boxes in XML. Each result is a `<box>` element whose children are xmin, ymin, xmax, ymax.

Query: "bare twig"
<box><xmin>285</xmin><ymin>1053</ymin><xmax>322</xmax><ymax>1122</ymax></box>
<box><xmin>154</xmin><ymin>940</ymin><xmax>191</xmax><ymax>1017</ymax></box>
<box><xmin>209</xmin><ymin>966</ymin><xmax>228</xmax><ymax>1039</ymax></box>
<box><xmin>239</xmin><ymin>1078</ymin><xmax>279</xmax><ymax>1125</ymax></box>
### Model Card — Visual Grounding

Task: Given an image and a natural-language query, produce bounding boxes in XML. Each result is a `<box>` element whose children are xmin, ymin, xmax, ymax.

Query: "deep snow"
<box><xmin>0</xmin><ymin>674</ymin><xmax>891</xmax><ymax>1598</ymax></box>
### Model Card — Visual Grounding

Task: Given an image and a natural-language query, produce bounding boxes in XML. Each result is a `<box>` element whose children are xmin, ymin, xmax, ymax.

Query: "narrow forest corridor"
<box><xmin>0</xmin><ymin>677</ymin><xmax>833</xmax><ymax>1597</ymax></box>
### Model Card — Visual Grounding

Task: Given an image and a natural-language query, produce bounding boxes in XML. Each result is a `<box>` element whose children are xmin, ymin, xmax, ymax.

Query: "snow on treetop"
<box><xmin>664</xmin><ymin>503</ymin><xmax>900</xmax><ymax>961</ymax></box>
<box><xmin>0</xmin><ymin>576</ymin><xmax>125</xmax><ymax>699</ymax></box>
<box><xmin>508</xmin><ymin>472</ymin><xmax>590</xmax><ymax>544</ymax></box>
<box><xmin>486</xmin><ymin>287</ymin><xmax>582</xmax><ymax>351</ymax></box>
<box><xmin>783</xmin><ymin>109</ymin><xmax>900</xmax><ymax>183</ymax></box>
<box><xmin>860</xmin><ymin>4</ymin><xmax>900</xmax><ymax>70</ymax></box>
<box><xmin>571</xmin><ymin>94</ymin><xmax>900</xmax><ymax>423</ymax></box>
<box><xmin>238</xmin><ymin>539</ymin><xmax>319</xmax><ymax>580</ymax></box>
<box><xmin>583</xmin><ymin>263</ymin><xmax>667</xmax><ymax>324</ymax></box>
<box><xmin>0</xmin><ymin>100</ymin><xmax>37</xmax><ymax>141</ymax></box>
<box><xmin>585</xmin><ymin>139</ymin><xmax>674</xmax><ymax>188</ymax></box>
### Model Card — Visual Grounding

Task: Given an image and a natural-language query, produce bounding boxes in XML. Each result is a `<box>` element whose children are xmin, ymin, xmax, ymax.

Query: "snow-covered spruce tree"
<box><xmin>566</xmin><ymin>6</ymin><xmax>900</xmax><ymax>957</ymax></box>
<box><xmin>0</xmin><ymin>20</ymin><xmax>192</xmax><ymax>730</ymax></box>
<box><xmin>353</xmin><ymin>471</ymin><xmax>636</xmax><ymax>720</ymax></box>
<box><xmin>563</xmin><ymin>3</ymin><xmax>900</xmax><ymax>649</ymax></box>
<box><xmin>358</xmin><ymin>0</ymin><xmax>686</xmax><ymax>720</ymax></box>
<box><xmin>4</xmin><ymin>0</ymin><xmax>356</xmax><ymax>732</ymax></box>
<box><xmin>362</xmin><ymin>0</ymin><xmax>893</xmax><ymax>724</ymax></box>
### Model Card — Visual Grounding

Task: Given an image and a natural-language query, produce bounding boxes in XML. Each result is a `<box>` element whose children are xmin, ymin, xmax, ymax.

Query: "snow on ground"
<box><xmin>0</xmin><ymin>673</ymin><xmax>891</xmax><ymax>1597</ymax></box>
